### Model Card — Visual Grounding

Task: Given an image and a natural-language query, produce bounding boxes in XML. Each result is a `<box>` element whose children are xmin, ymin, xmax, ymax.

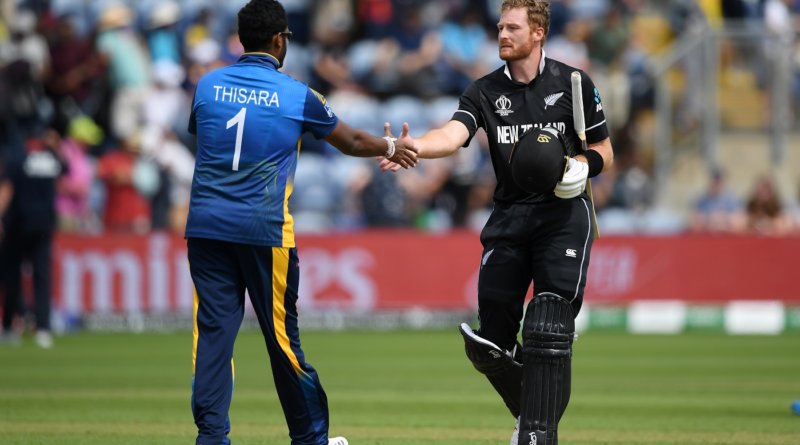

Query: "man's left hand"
<box><xmin>554</xmin><ymin>157</ymin><xmax>588</xmax><ymax>199</ymax></box>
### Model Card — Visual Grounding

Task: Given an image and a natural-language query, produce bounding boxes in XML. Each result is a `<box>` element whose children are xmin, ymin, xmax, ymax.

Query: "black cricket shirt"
<box><xmin>450</xmin><ymin>51</ymin><xmax>609</xmax><ymax>205</ymax></box>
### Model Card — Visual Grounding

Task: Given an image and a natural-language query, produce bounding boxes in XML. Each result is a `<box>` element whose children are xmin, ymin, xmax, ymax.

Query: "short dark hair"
<box><xmin>237</xmin><ymin>0</ymin><xmax>287</xmax><ymax>52</ymax></box>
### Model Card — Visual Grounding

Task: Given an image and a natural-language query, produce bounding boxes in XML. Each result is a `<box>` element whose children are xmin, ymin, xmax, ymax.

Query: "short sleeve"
<box><xmin>302</xmin><ymin>88</ymin><xmax>339</xmax><ymax>139</ymax></box>
<box><xmin>580</xmin><ymin>73</ymin><xmax>610</xmax><ymax>145</ymax></box>
<box><xmin>450</xmin><ymin>82</ymin><xmax>484</xmax><ymax>147</ymax></box>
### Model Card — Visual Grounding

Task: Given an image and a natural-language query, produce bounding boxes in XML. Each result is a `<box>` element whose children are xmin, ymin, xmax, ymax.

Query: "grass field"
<box><xmin>1</xmin><ymin>329</ymin><xmax>799</xmax><ymax>445</ymax></box>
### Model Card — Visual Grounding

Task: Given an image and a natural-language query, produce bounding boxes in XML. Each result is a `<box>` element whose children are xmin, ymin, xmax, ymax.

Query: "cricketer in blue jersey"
<box><xmin>185</xmin><ymin>2</ymin><xmax>417</xmax><ymax>445</ymax></box>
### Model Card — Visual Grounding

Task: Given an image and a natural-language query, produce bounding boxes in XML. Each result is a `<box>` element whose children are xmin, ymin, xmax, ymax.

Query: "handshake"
<box><xmin>378</xmin><ymin>122</ymin><xmax>417</xmax><ymax>171</ymax></box>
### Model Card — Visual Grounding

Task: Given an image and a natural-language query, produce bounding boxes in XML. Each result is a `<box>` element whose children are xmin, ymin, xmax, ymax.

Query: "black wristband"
<box><xmin>585</xmin><ymin>149</ymin><xmax>604</xmax><ymax>178</ymax></box>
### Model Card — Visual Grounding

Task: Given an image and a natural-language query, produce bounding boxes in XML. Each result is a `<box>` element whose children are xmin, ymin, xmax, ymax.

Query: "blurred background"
<box><xmin>0</xmin><ymin>0</ymin><xmax>798</xmax><ymax>338</ymax></box>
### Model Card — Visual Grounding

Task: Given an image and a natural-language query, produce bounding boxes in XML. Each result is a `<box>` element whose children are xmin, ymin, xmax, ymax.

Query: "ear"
<box><xmin>531</xmin><ymin>26</ymin><xmax>545</xmax><ymax>43</ymax></box>
<box><xmin>271</xmin><ymin>33</ymin><xmax>284</xmax><ymax>53</ymax></box>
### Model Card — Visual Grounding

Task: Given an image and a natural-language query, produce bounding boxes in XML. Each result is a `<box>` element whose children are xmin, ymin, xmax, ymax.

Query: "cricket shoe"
<box><xmin>328</xmin><ymin>436</ymin><xmax>348</xmax><ymax>445</ymax></box>
<box><xmin>35</xmin><ymin>330</ymin><xmax>54</xmax><ymax>349</ymax></box>
<box><xmin>509</xmin><ymin>417</ymin><xmax>519</xmax><ymax>445</ymax></box>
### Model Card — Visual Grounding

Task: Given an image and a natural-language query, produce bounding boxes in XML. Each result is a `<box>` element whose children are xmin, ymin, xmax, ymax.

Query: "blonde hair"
<box><xmin>500</xmin><ymin>0</ymin><xmax>551</xmax><ymax>37</ymax></box>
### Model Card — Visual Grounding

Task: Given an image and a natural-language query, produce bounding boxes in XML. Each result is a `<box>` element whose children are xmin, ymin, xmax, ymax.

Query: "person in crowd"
<box><xmin>745</xmin><ymin>175</ymin><xmax>793</xmax><ymax>236</ymax></box>
<box><xmin>688</xmin><ymin>168</ymin><xmax>746</xmax><ymax>234</ymax></box>
<box><xmin>94</xmin><ymin>4</ymin><xmax>150</xmax><ymax>141</ymax></box>
<box><xmin>44</xmin><ymin>12</ymin><xmax>107</xmax><ymax>133</ymax></box>
<box><xmin>55</xmin><ymin>115</ymin><xmax>102</xmax><ymax>232</ymax></box>
<box><xmin>0</xmin><ymin>8</ymin><xmax>52</xmax><ymax>136</ymax></box>
<box><xmin>96</xmin><ymin>134</ymin><xmax>153</xmax><ymax>234</ymax></box>
<box><xmin>145</xmin><ymin>1</ymin><xmax>182</xmax><ymax>65</ymax></box>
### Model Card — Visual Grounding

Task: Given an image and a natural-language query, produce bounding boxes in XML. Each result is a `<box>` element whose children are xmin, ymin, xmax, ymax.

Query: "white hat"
<box><xmin>98</xmin><ymin>4</ymin><xmax>133</xmax><ymax>30</ymax></box>
<box><xmin>149</xmin><ymin>1</ymin><xmax>180</xmax><ymax>29</ymax></box>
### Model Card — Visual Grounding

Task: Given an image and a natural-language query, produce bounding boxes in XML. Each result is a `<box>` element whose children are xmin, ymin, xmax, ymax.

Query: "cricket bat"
<box><xmin>571</xmin><ymin>71</ymin><xmax>600</xmax><ymax>239</ymax></box>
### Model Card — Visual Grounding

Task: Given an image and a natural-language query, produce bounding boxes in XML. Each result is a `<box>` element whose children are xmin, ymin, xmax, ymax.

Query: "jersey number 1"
<box><xmin>227</xmin><ymin>107</ymin><xmax>247</xmax><ymax>171</ymax></box>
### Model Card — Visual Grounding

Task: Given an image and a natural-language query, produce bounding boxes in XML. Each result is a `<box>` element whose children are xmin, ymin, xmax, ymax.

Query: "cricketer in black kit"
<box><xmin>385</xmin><ymin>1</ymin><xmax>614</xmax><ymax>444</ymax></box>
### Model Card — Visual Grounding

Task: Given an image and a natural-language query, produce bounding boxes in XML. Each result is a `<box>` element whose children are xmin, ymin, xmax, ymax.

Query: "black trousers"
<box><xmin>476</xmin><ymin>198</ymin><xmax>594</xmax><ymax>351</ymax></box>
<box><xmin>2</xmin><ymin>229</ymin><xmax>53</xmax><ymax>332</ymax></box>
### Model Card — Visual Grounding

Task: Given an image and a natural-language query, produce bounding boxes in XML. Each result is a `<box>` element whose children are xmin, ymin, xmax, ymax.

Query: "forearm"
<box><xmin>576</xmin><ymin>138</ymin><xmax>614</xmax><ymax>174</ymax></box>
<box><xmin>415</xmin><ymin>121</ymin><xmax>469</xmax><ymax>159</ymax></box>
<box><xmin>337</xmin><ymin>129</ymin><xmax>390</xmax><ymax>158</ymax></box>
<box><xmin>326</xmin><ymin>121</ymin><xmax>391</xmax><ymax>158</ymax></box>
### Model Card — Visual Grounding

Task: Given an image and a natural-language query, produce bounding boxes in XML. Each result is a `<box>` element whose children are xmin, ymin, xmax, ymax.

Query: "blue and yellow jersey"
<box><xmin>186</xmin><ymin>53</ymin><xmax>338</xmax><ymax>247</ymax></box>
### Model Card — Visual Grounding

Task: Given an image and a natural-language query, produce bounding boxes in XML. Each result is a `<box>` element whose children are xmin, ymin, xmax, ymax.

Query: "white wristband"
<box><xmin>383</xmin><ymin>136</ymin><xmax>397</xmax><ymax>159</ymax></box>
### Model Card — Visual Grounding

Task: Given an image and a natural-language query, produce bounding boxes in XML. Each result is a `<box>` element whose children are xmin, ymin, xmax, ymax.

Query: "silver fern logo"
<box><xmin>544</xmin><ymin>92</ymin><xmax>564</xmax><ymax>110</ymax></box>
<box><xmin>494</xmin><ymin>95</ymin><xmax>514</xmax><ymax>116</ymax></box>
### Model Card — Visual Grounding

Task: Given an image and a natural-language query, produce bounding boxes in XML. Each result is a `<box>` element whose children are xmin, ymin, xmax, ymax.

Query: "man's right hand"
<box><xmin>385</xmin><ymin>122</ymin><xmax>417</xmax><ymax>169</ymax></box>
<box><xmin>380</xmin><ymin>122</ymin><xmax>417</xmax><ymax>171</ymax></box>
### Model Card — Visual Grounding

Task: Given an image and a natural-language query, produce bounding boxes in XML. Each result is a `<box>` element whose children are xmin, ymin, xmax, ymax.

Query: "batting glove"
<box><xmin>554</xmin><ymin>157</ymin><xmax>588</xmax><ymax>199</ymax></box>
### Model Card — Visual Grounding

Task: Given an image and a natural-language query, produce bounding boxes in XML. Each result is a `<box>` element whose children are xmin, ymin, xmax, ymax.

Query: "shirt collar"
<box><xmin>503</xmin><ymin>48</ymin><xmax>546</xmax><ymax>81</ymax></box>
<box><xmin>238</xmin><ymin>52</ymin><xmax>281</xmax><ymax>69</ymax></box>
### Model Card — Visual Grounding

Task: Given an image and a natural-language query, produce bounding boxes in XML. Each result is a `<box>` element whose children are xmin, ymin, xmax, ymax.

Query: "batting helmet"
<box><xmin>508</xmin><ymin>127</ymin><xmax>568</xmax><ymax>194</ymax></box>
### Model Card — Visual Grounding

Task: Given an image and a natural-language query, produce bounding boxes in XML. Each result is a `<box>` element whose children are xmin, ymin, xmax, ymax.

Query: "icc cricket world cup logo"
<box><xmin>495</xmin><ymin>95</ymin><xmax>514</xmax><ymax>116</ymax></box>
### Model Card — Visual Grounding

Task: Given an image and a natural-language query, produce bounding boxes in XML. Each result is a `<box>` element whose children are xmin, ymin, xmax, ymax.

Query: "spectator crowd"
<box><xmin>0</xmin><ymin>0</ymin><xmax>799</xmax><ymax>236</ymax></box>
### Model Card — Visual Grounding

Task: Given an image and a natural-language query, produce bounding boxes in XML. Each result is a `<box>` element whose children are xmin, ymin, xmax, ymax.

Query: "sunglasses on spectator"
<box><xmin>279</xmin><ymin>30</ymin><xmax>293</xmax><ymax>41</ymax></box>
